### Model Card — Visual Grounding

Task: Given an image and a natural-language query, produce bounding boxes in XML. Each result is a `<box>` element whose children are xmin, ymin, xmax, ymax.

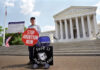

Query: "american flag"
<box><xmin>5</xmin><ymin>36</ymin><xmax>12</xmax><ymax>47</ymax></box>
<box><xmin>5</xmin><ymin>6</ymin><xmax>7</xmax><ymax>16</ymax></box>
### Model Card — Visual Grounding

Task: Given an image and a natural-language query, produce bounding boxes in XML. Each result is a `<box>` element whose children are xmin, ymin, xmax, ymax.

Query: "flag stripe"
<box><xmin>5</xmin><ymin>36</ymin><xmax>12</xmax><ymax>47</ymax></box>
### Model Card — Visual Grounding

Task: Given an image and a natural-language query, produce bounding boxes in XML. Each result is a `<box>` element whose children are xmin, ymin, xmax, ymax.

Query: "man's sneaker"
<box><xmin>33</xmin><ymin>64</ymin><xmax>38</xmax><ymax>69</ymax></box>
<box><xmin>27</xmin><ymin>61</ymin><xmax>33</xmax><ymax>65</ymax></box>
<box><xmin>44</xmin><ymin>63</ymin><xmax>50</xmax><ymax>69</ymax></box>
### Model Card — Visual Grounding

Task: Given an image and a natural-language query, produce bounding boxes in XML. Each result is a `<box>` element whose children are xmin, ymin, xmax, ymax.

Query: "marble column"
<box><xmin>81</xmin><ymin>16</ymin><xmax>86</xmax><ymax>38</ymax></box>
<box><xmin>64</xmin><ymin>19</ymin><xmax>68</xmax><ymax>39</ymax></box>
<box><xmin>93</xmin><ymin>13</ymin><xmax>97</xmax><ymax>35</ymax></box>
<box><xmin>70</xmin><ymin>18</ymin><xmax>74</xmax><ymax>39</ymax></box>
<box><xmin>87</xmin><ymin>15</ymin><xmax>92</xmax><ymax>38</ymax></box>
<box><xmin>75</xmin><ymin>17</ymin><xmax>80</xmax><ymax>39</ymax></box>
<box><xmin>55</xmin><ymin>21</ymin><xmax>59</xmax><ymax>39</ymax></box>
<box><xmin>60</xmin><ymin>20</ymin><xmax>63</xmax><ymax>40</ymax></box>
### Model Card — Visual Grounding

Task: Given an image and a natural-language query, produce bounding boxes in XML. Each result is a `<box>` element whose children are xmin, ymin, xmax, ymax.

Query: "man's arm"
<box><xmin>37</xmin><ymin>25</ymin><xmax>41</xmax><ymax>33</ymax></box>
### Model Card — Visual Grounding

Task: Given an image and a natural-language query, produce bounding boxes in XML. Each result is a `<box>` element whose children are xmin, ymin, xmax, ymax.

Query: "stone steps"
<box><xmin>53</xmin><ymin>53</ymin><xmax>100</xmax><ymax>56</ymax></box>
<box><xmin>0</xmin><ymin>39</ymin><xmax>100</xmax><ymax>56</ymax></box>
<box><xmin>52</xmin><ymin>39</ymin><xmax>100</xmax><ymax>48</ymax></box>
<box><xmin>52</xmin><ymin>39</ymin><xmax>100</xmax><ymax>55</ymax></box>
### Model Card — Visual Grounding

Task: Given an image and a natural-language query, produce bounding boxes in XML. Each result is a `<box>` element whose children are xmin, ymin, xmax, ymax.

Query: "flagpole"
<box><xmin>2</xmin><ymin>6</ymin><xmax>7</xmax><ymax>46</ymax></box>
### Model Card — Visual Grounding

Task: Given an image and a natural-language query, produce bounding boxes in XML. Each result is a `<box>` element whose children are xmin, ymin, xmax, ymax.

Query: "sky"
<box><xmin>0</xmin><ymin>0</ymin><xmax>100</xmax><ymax>32</ymax></box>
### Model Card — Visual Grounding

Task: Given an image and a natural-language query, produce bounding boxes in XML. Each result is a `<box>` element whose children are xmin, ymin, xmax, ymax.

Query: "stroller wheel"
<box><xmin>44</xmin><ymin>63</ymin><xmax>50</xmax><ymax>69</ymax></box>
<box><xmin>33</xmin><ymin>64</ymin><xmax>38</xmax><ymax>69</ymax></box>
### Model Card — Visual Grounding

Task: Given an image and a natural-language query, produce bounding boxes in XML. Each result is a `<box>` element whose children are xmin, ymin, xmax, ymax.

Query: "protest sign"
<box><xmin>22</xmin><ymin>28</ymin><xmax>39</xmax><ymax>46</ymax></box>
<box><xmin>33</xmin><ymin>46</ymin><xmax>53</xmax><ymax>65</ymax></box>
<box><xmin>7</xmin><ymin>21</ymin><xmax>25</xmax><ymax>33</ymax></box>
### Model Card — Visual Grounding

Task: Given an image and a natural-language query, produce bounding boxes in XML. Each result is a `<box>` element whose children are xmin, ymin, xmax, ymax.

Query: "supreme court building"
<box><xmin>53</xmin><ymin>6</ymin><xmax>98</xmax><ymax>42</ymax></box>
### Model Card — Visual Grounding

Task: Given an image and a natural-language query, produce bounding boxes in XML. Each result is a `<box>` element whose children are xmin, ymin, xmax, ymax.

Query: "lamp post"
<box><xmin>2</xmin><ymin>6</ymin><xmax>7</xmax><ymax>46</ymax></box>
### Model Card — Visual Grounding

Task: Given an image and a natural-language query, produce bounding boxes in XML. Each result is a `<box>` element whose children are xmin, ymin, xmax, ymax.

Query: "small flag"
<box><xmin>5</xmin><ymin>36</ymin><xmax>12</xmax><ymax>47</ymax></box>
<box><xmin>5</xmin><ymin>6</ymin><xmax>7</xmax><ymax>16</ymax></box>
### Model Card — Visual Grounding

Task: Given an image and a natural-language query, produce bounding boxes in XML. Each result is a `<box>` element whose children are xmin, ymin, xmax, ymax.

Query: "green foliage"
<box><xmin>24</xmin><ymin>27</ymin><xmax>27</xmax><ymax>31</ymax></box>
<box><xmin>0</xmin><ymin>26</ymin><xmax>27</xmax><ymax>45</ymax></box>
<box><xmin>5</xmin><ymin>28</ymin><xmax>8</xmax><ymax>31</ymax></box>
<box><xmin>5</xmin><ymin>33</ymin><xmax>24</xmax><ymax>45</ymax></box>
<box><xmin>0</xmin><ymin>37</ymin><xmax>3</xmax><ymax>46</ymax></box>
<box><xmin>0</xmin><ymin>26</ymin><xmax>3</xmax><ymax>34</ymax></box>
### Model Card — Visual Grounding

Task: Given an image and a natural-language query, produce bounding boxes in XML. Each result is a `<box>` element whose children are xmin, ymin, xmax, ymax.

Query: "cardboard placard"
<box><xmin>33</xmin><ymin>46</ymin><xmax>53</xmax><ymax>65</ymax></box>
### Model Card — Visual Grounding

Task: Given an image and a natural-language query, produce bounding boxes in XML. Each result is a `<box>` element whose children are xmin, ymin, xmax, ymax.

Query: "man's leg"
<box><xmin>28</xmin><ymin>46</ymin><xmax>34</xmax><ymax>62</ymax></box>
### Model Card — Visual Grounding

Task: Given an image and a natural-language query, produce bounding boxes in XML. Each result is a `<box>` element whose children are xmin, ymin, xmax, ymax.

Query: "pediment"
<box><xmin>54</xmin><ymin>6</ymin><xmax>97</xmax><ymax>19</ymax></box>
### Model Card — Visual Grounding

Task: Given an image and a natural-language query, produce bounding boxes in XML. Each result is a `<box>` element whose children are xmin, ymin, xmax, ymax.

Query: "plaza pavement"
<box><xmin>0</xmin><ymin>56</ymin><xmax>100</xmax><ymax>70</ymax></box>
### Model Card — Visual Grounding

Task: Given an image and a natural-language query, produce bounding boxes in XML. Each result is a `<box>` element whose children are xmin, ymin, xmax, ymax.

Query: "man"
<box><xmin>27</xmin><ymin>17</ymin><xmax>50</xmax><ymax>69</ymax></box>
<box><xmin>27</xmin><ymin>17</ymin><xmax>41</xmax><ymax>65</ymax></box>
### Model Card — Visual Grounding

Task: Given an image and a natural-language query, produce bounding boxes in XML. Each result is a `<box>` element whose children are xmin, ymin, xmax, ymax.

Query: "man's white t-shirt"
<box><xmin>28</xmin><ymin>25</ymin><xmax>41</xmax><ymax>34</ymax></box>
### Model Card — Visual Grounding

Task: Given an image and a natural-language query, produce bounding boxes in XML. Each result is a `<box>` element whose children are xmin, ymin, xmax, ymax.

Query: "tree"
<box><xmin>0</xmin><ymin>26</ymin><xmax>3</xmax><ymax>46</ymax></box>
<box><xmin>5</xmin><ymin>27</ymin><xmax>8</xmax><ymax>31</ymax></box>
<box><xmin>24</xmin><ymin>27</ymin><xmax>27</xmax><ymax>31</ymax></box>
<box><xmin>0</xmin><ymin>26</ymin><xmax>3</xmax><ymax>34</ymax></box>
